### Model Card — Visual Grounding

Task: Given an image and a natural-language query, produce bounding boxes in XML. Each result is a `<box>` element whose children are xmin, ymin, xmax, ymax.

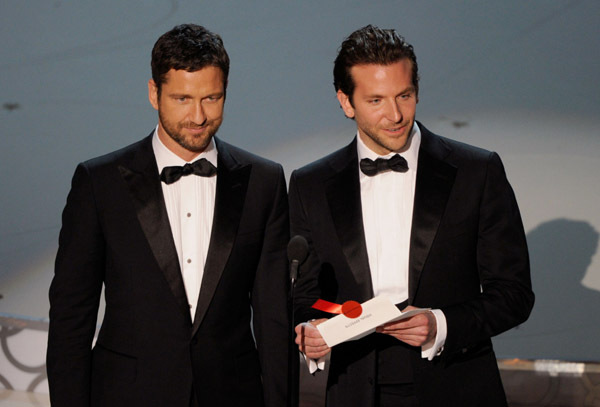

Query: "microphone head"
<box><xmin>287</xmin><ymin>235</ymin><xmax>309</xmax><ymax>264</ymax></box>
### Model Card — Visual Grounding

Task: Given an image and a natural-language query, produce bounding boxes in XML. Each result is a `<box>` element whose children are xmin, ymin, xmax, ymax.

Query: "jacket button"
<box><xmin>367</xmin><ymin>377</ymin><xmax>374</xmax><ymax>385</ymax></box>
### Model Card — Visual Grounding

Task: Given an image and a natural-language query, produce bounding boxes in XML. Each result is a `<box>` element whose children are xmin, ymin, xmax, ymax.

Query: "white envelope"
<box><xmin>316</xmin><ymin>296</ymin><xmax>430</xmax><ymax>348</ymax></box>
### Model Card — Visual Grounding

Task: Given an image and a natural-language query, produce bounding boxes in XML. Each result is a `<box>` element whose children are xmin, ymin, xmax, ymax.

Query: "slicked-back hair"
<box><xmin>151</xmin><ymin>24</ymin><xmax>229</xmax><ymax>95</ymax></box>
<box><xmin>333</xmin><ymin>25</ymin><xmax>419</xmax><ymax>104</ymax></box>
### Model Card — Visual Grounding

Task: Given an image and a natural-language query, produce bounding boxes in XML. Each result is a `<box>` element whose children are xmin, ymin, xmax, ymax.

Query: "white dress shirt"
<box><xmin>358</xmin><ymin>126</ymin><xmax>419</xmax><ymax>304</ymax></box>
<box><xmin>357</xmin><ymin>122</ymin><xmax>446</xmax><ymax>360</ymax></box>
<box><xmin>152</xmin><ymin>128</ymin><xmax>217</xmax><ymax>322</ymax></box>
<box><xmin>307</xmin><ymin>124</ymin><xmax>447</xmax><ymax>373</ymax></box>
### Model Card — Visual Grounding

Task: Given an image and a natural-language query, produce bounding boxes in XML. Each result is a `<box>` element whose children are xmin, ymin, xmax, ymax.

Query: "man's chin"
<box><xmin>181</xmin><ymin>142</ymin><xmax>211</xmax><ymax>154</ymax></box>
<box><xmin>179</xmin><ymin>134</ymin><xmax>216</xmax><ymax>153</ymax></box>
<box><xmin>379</xmin><ymin>130</ymin><xmax>412</xmax><ymax>153</ymax></box>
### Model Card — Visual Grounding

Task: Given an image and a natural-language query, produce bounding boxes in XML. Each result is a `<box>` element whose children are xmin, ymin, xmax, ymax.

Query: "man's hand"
<box><xmin>295</xmin><ymin>318</ymin><xmax>330</xmax><ymax>359</ymax></box>
<box><xmin>375</xmin><ymin>306</ymin><xmax>437</xmax><ymax>347</ymax></box>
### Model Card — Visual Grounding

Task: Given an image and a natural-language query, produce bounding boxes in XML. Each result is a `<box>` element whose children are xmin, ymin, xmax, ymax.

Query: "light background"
<box><xmin>1</xmin><ymin>0</ymin><xmax>599</xmax><ymax>361</ymax></box>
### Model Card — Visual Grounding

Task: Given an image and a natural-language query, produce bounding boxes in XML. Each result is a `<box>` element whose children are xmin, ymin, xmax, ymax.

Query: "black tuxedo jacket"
<box><xmin>290</xmin><ymin>123</ymin><xmax>534</xmax><ymax>407</ymax></box>
<box><xmin>48</xmin><ymin>134</ymin><xmax>289</xmax><ymax>407</ymax></box>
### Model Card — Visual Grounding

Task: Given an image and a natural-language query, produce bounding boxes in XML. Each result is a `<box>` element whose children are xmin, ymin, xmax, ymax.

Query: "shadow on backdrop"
<box><xmin>494</xmin><ymin>218</ymin><xmax>600</xmax><ymax>362</ymax></box>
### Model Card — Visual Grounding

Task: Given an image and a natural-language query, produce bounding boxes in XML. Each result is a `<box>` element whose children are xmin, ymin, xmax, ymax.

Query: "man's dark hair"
<box><xmin>151</xmin><ymin>24</ymin><xmax>230</xmax><ymax>95</ymax></box>
<box><xmin>333</xmin><ymin>25</ymin><xmax>419</xmax><ymax>103</ymax></box>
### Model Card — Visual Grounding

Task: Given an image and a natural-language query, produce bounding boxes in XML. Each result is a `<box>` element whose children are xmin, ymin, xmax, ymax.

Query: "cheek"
<box><xmin>358</xmin><ymin>111</ymin><xmax>382</xmax><ymax>128</ymax></box>
<box><xmin>172</xmin><ymin>106</ymin><xmax>192</xmax><ymax>123</ymax></box>
<box><xmin>207</xmin><ymin>104</ymin><xmax>225</xmax><ymax>120</ymax></box>
<box><xmin>403</xmin><ymin>103</ymin><xmax>417</xmax><ymax>117</ymax></box>
<box><xmin>160</xmin><ymin>103</ymin><xmax>181</xmax><ymax>119</ymax></box>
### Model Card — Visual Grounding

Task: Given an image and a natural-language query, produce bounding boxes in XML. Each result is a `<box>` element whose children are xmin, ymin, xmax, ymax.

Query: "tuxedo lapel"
<box><xmin>326</xmin><ymin>139</ymin><xmax>374</xmax><ymax>301</ymax></box>
<box><xmin>118</xmin><ymin>135</ymin><xmax>191</xmax><ymax>321</ymax></box>
<box><xmin>408</xmin><ymin>126</ymin><xmax>457</xmax><ymax>302</ymax></box>
<box><xmin>192</xmin><ymin>138</ymin><xmax>251</xmax><ymax>336</ymax></box>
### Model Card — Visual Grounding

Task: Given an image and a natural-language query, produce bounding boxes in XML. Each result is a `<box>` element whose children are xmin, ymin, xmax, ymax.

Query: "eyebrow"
<box><xmin>400</xmin><ymin>86</ymin><xmax>416</xmax><ymax>94</ymax></box>
<box><xmin>167</xmin><ymin>92</ymin><xmax>224</xmax><ymax>98</ymax></box>
<box><xmin>363</xmin><ymin>86</ymin><xmax>415</xmax><ymax>99</ymax></box>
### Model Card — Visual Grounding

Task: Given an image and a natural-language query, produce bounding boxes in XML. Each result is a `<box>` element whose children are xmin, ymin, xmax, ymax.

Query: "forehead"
<box><xmin>161</xmin><ymin>67</ymin><xmax>225</xmax><ymax>91</ymax></box>
<box><xmin>350</xmin><ymin>60</ymin><xmax>413</xmax><ymax>94</ymax></box>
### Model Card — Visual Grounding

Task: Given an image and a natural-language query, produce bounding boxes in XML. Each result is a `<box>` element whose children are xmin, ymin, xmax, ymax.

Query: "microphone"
<box><xmin>287</xmin><ymin>235</ymin><xmax>309</xmax><ymax>284</ymax></box>
<box><xmin>287</xmin><ymin>235</ymin><xmax>308</xmax><ymax>407</ymax></box>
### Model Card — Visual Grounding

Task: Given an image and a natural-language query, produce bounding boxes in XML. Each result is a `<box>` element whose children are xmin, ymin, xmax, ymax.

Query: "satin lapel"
<box><xmin>192</xmin><ymin>139</ymin><xmax>250</xmax><ymax>336</ymax></box>
<box><xmin>118</xmin><ymin>135</ymin><xmax>191</xmax><ymax>321</ymax></box>
<box><xmin>326</xmin><ymin>139</ymin><xmax>374</xmax><ymax>301</ymax></box>
<box><xmin>408</xmin><ymin>128</ymin><xmax>457</xmax><ymax>303</ymax></box>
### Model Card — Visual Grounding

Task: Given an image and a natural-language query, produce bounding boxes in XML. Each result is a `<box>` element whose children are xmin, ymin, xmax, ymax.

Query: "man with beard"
<box><xmin>291</xmin><ymin>25</ymin><xmax>533</xmax><ymax>406</ymax></box>
<box><xmin>47</xmin><ymin>24</ymin><xmax>289</xmax><ymax>407</ymax></box>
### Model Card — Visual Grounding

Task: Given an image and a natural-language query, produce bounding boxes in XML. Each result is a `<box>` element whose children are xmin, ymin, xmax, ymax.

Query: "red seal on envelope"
<box><xmin>311</xmin><ymin>299</ymin><xmax>363</xmax><ymax>318</ymax></box>
<box><xmin>341</xmin><ymin>300</ymin><xmax>362</xmax><ymax>318</ymax></box>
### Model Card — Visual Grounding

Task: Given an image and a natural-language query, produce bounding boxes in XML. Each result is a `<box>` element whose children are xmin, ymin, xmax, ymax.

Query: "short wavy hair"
<box><xmin>151</xmin><ymin>24</ymin><xmax>229</xmax><ymax>95</ymax></box>
<box><xmin>333</xmin><ymin>25</ymin><xmax>419</xmax><ymax>103</ymax></box>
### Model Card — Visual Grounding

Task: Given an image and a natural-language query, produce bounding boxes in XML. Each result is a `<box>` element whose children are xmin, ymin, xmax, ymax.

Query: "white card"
<box><xmin>316</xmin><ymin>296</ymin><xmax>430</xmax><ymax>348</ymax></box>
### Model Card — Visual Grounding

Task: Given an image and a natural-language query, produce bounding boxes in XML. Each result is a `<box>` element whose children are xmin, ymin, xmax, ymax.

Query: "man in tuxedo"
<box><xmin>47</xmin><ymin>24</ymin><xmax>289</xmax><ymax>407</ymax></box>
<box><xmin>291</xmin><ymin>25</ymin><xmax>534</xmax><ymax>406</ymax></box>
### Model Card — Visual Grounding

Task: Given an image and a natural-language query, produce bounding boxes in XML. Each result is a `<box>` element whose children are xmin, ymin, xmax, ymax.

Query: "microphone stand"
<box><xmin>287</xmin><ymin>235</ymin><xmax>307</xmax><ymax>407</ymax></box>
<box><xmin>288</xmin><ymin>259</ymin><xmax>299</xmax><ymax>407</ymax></box>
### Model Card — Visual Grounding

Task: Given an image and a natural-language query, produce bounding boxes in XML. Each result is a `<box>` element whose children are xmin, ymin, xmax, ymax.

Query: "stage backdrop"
<box><xmin>1</xmin><ymin>1</ymin><xmax>599</xmax><ymax>393</ymax></box>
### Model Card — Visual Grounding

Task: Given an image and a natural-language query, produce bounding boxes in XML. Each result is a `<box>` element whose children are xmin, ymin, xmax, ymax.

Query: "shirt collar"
<box><xmin>356</xmin><ymin>121</ymin><xmax>421</xmax><ymax>171</ymax></box>
<box><xmin>152</xmin><ymin>125</ymin><xmax>218</xmax><ymax>172</ymax></box>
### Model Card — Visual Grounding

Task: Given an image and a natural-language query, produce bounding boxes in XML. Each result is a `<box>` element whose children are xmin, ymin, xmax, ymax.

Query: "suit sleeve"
<box><xmin>47</xmin><ymin>163</ymin><xmax>105</xmax><ymax>407</ymax></box>
<box><xmin>441</xmin><ymin>152</ymin><xmax>534</xmax><ymax>356</ymax></box>
<box><xmin>250</xmin><ymin>163</ymin><xmax>290</xmax><ymax>407</ymax></box>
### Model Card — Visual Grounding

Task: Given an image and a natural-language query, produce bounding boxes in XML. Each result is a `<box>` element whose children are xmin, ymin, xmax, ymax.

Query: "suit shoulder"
<box><xmin>444</xmin><ymin>135</ymin><xmax>492</xmax><ymax>158</ymax></box>
<box><xmin>216</xmin><ymin>138</ymin><xmax>282</xmax><ymax>172</ymax></box>
<box><xmin>291</xmin><ymin>142</ymin><xmax>353</xmax><ymax>181</ymax></box>
<box><xmin>82</xmin><ymin>135</ymin><xmax>151</xmax><ymax>170</ymax></box>
<box><xmin>421</xmin><ymin>124</ymin><xmax>497</xmax><ymax>166</ymax></box>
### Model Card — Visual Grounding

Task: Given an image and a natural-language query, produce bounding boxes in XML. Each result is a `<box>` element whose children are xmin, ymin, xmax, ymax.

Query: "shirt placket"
<box><xmin>180</xmin><ymin>176</ymin><xmax>200</xmax><ymax>318</ymax></box>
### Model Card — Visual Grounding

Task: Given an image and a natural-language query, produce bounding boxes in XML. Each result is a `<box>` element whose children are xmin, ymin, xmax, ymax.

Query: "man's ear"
<box><xmin>148</xmin><ymin>79</ymin><xmax>159</xmax><ymax>110</ymax></box>
<box><xmin>336</xmin><ymin>90</ymin><xmax>355</xmax><ymax>119</ymax></box>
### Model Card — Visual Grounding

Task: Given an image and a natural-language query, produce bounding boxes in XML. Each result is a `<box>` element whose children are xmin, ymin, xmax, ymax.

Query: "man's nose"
<box><xmin>387</xmin><ymin>100</ymin><xmax>403</xmax><ymax>123</ymax></box>
<box><xmin>191</xmin><ymin>102</ymin><xmax>207</xmax><ymax>125</ymax></box>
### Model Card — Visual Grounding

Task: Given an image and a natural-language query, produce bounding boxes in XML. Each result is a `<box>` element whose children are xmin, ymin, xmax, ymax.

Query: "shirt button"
<box><xmin>187</xmin><ymin>212</ymin><xmax>191</xmax><ymax>217</ymax></box>
<box><xmin>189</xmin><ymin>304</ymin><xmax>193</xmax><ymax>309</ymax></box>
<box><xmin>187</xmin><ymin>259</ymin><xmax>192</xmax><ymax>264</ymax></box>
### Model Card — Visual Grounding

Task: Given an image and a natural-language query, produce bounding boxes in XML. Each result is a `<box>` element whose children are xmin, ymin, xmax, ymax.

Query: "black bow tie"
<box><xmin>160</xmin><ymin>158</ymin><xmax>217</xmax><ymax>184</ymax></box>
<box><xmin>360</xmin><ymin>154</ymin><xmax>409</xmax><ymax>176</ymax></box>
